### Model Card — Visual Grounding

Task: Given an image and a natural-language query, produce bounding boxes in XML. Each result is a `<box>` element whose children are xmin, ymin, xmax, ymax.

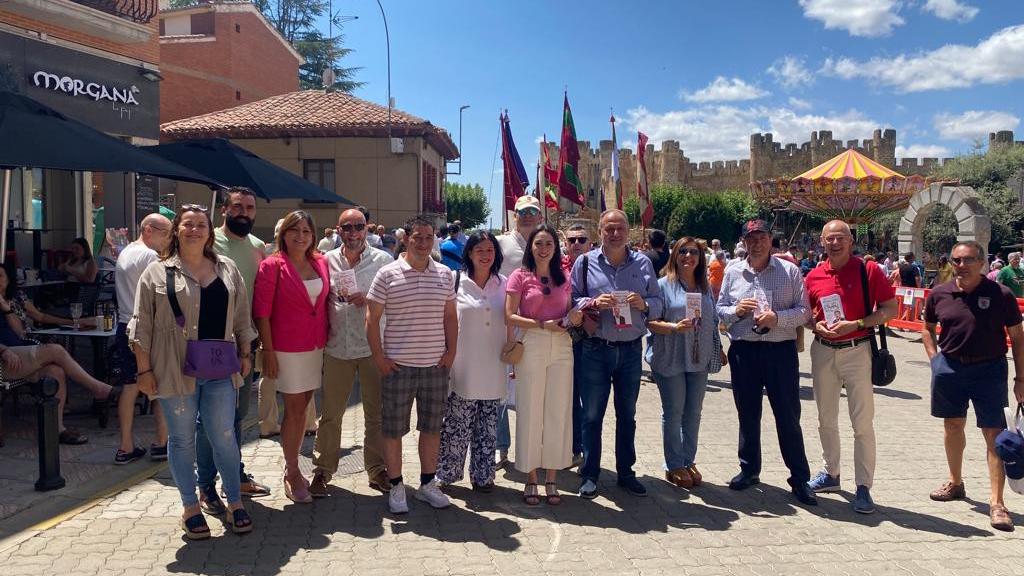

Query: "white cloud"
<box><xmin>681</xmin><ymin>76</ymin><xmax>769</xmax><ymax>103</ymax></box>
<box><xmin>895</xmin><ymin>144</ymin><xmax>952</xmax><ymax>159</ymax></box>
<box><xmin>822</xmin><ymin>24</ymin><xmax>1024</xmax><ymax>92</ymax></box>
<box><xmin>621</xmin><ymin>104</ymin><xmax>882</xmax><ymax>162</ymax></box>
<box><xmin>788</xmin><ymin>97</ymin><xmax>813</xmax><ymax>110</ymax></box>
<box><xmin>933</xmin><ymin>110</ymin><xmax>1020</xmax><ymax>140</ymax></box>
<box><xmin>922</xmin><ymin>0</ymin><xmax>978</xmax><ymax>22</ymax></box>
<box><xmin>768</xmin><ymin>56</ymin><xmax>813</xmax><ymax>89</ymax></box>
<box><xmin>798</xmin><ymin>0</ymin><xmax>904</xmax><ymax>37</ymax></box>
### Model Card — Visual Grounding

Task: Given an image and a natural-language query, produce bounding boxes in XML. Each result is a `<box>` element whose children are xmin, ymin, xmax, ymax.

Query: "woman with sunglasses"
<box><xmin>505</xmin><ymin>224</ymin><xmax>582</xmax><ymax>505</ymax></box>
<box><xmin>253</xmin><ymin>210</ymin><xmax>329</xmax><ymax>503</ymax></box>
<box><xmin>129</xmin><ymin>205</ymin><xmax>257</xmax><ymax>538</ymax></box>
<box><xmin>646</xmin><ymin>237</ymin><xmax>723</xmax><ymax>489</ymax></box>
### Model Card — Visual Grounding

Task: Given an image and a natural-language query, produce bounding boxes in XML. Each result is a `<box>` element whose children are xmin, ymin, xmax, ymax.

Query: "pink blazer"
<box><xmin>252</xmin><ymin>252</ymin><xmax>329</xmax><ymax>353</ymax></box>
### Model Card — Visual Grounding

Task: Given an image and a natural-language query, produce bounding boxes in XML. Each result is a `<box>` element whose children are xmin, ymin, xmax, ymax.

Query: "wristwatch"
<box><xmin>856</xmin><ymin>319</ymin><xmax>866</xmax><ymax>329</ymax></box>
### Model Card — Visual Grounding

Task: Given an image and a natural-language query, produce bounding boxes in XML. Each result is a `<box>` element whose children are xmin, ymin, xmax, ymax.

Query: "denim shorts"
<box><xmin>930</xmin><ymin>353</ymin><xmax>1008</xmax><ymax>428</ymax></box>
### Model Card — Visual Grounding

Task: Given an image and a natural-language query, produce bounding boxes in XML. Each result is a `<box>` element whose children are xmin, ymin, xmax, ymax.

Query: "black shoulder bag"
<box><xmin>859</xmin><ymin>261</ymin><xmax>896</xmax><ymax>386</ymax></box>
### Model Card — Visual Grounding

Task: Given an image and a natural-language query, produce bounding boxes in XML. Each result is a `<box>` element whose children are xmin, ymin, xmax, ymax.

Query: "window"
<box><xmin>303</xmin><ymin>159</ymin><xmax>336</xmax><ymax>204</ymax></box>
<box><xmin>422</xmin><ymin>161</ymin><xmax>440</xmax><ymax>212</ymax></box>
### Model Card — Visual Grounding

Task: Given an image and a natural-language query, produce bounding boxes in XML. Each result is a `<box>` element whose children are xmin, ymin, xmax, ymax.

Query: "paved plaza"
<box><xmin>1</xmin><ymin>334</ymin><xmax>1023</xmax><ymax>575</ymax></box>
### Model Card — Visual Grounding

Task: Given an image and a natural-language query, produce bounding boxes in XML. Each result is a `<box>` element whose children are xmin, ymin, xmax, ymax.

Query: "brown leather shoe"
<box><xmin>309</xmin><ymin>471</ymin><xmax>329</xmax><ymax>498</ymax></box>
<box><xmin>990</xmin><ymin>504</ymin><xmax>1014</xmax><ymax>532</ymax></box>
<box><xmin>687</xmin><ymin>465</ymin><xmax>703</xmax><ymax>487</ymax></box>
<box><xmin>929</xmin><ymin>481</ymin><xmax>966</xmax><ymax>502</ymax></box>
<box><xmin>368</xmin><ymin>471</ymin><xmax>391</xmax><ymax>493</ymax></box>
<box><xmin>665</xmin><ymin>468</ymin><xmax>694</xmax><ymax>488</ymax></box>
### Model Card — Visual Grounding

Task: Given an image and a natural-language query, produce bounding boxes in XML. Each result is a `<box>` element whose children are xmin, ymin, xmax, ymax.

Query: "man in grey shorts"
<box><xmin>367</xmin><ymin>215</ymin><xmax>458</xmax><ymax>514</ymax></box>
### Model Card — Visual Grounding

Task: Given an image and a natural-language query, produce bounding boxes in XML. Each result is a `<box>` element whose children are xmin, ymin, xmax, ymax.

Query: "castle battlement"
<box><xmin>990</xmin><ymin>130</ymin><xmax>1024</xmax><ymax>151</ymax></box>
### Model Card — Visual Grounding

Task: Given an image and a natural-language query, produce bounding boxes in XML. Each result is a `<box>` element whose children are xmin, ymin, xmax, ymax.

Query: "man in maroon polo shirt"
<box><xmin>922</xmin><ymin>240</ymin><xmax>1024</xmax><ymax>531</ymax></box>
<box><xmin>804</xmin><ymin>220</ymin><xmax>897</xmax><ymax>514</ymax></box>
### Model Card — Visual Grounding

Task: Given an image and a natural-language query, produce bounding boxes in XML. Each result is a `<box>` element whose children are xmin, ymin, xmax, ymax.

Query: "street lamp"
<box><xmin>375</xmin><ymin>0</ymin><xmax>394</xmax><ymax>152</ymax></box>
<box><xmin>446</xmin><ymin>104</ymin><xmax>469</xmax><ymax>175</ymax></box>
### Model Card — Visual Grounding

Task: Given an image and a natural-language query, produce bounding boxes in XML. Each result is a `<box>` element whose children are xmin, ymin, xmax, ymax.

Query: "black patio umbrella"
<box><xmin>0</xmin><ymin>91</ymin><xmax>225</xmax><ymax>262</ymax></box>
<box><xmin>145</xmin><ymin>138</ymin><xmax>354</xmax><ymax>204</ymax></box>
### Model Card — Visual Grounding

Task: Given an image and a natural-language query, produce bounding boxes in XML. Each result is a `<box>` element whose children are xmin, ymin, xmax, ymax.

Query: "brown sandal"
<box><xmin>990</xmin><ymin>503</ymin><xmax>1014</xmax><ymax>532</ymax></box>
<box><xmin>523</xmin><ymin>483</ymin><xmax>540</xmax><ymax>506</ymax></box>
<box><xmin>544</xmin><ymin>482</ymin><xmax>562</xmax><ymax>506</ymax></box>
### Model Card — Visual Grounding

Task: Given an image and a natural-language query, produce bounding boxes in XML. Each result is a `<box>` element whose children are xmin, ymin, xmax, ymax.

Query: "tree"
<box><xmin>168</xmin><ymin>0</ymin><xmax>362</xmax><ymax>92</ymax></box>
<box><xmin>625</xmin><ymin>186</ymin><xmax>756</xmax><ymax>247</ymax></box>
<box><xmin>444</xmin><ymin>182</ymin><xmax>490</xmax><ymax>230</ymax></box>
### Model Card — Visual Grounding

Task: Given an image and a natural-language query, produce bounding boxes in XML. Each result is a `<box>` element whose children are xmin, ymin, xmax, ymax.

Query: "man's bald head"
<box><xmin>820</xmin><ymin>219</ymin><xmax>853</xmax><ymax>266</ymax></box>
<box><xmin>140</xmin><ymin>213</ymin><xmax>172</xmax><ymax>252</ymax></box>
<box><xmin>821</xmin><ymin>219</ymin><xmax>852</xmax><ymax>237</ymax></box>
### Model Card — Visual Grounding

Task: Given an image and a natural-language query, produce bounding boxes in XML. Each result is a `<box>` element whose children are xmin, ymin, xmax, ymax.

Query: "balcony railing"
<box><xmin>71</xmin><ymin>0</ymin><xmax>157</xmax><ymax>24</ymax></box>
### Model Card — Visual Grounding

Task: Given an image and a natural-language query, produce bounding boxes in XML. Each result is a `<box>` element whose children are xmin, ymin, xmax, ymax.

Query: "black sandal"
<box><xmin>58</xmin><ymin>429</ymin><xmax>88</xmax><ymax>445</ymax></box>
<box><xmin>180</xmin><ymin>513</ymin><xmax>211</xmax><ymax>540</ymax></box>
<box><xmin>225</xmin><ymin>508</ymin><xmax>253</xmax><ymax>534</ymax></box>
<box><xmin>523</xmin><ymin>483</ymin><xmax>541</xmax><ymax>506</ymax></box>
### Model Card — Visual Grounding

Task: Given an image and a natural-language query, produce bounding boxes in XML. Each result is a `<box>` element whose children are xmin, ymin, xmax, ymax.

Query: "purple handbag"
<box><xmin>166</xmin><ymin>268</ymin><xmax>241</xmax><ymax>380</ymax></box>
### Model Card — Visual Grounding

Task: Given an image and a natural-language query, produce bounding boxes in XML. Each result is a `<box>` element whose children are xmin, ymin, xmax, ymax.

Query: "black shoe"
<box><xmin>578</xmin><ymin>479</ymin><xmax>598</xmax><ymax>499</ymax></box>
<box><xmin>113</xmin><ymin>446</ymin><xmax>146</xmax><ymax>465</ymax></box>
<box><xmin>617</xmin><ymin>476</ymin><xmax>648</xmax><ymax>497</ymax></box>
<box><xmin>791</xmin><ymin>483</ymin><xmax>819</xmax><ymax>506</ymax></box>
<box><xmin>728</xmin><ymin>472</ymin><xmax>760</xmax><ymax>491</ymax></box>
<box><xmin>149</xmin><ymin>443</ymin><xmax>168</xmax><ymax>461</ymax></box>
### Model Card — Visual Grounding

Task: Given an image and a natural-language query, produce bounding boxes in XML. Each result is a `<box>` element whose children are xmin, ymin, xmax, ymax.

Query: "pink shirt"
<box><xmin>252</xmin><ymin>253</ymin><xmax>330</xmax><ymax>353</ymax></box>
<box><xmin>506</xmin><ymin>268</ymin><xmax>570</xmax><ymax>322</ymax></box>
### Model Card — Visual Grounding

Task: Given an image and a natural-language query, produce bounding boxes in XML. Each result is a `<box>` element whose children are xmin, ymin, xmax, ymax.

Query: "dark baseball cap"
<box><xmin>741</xmin><ymin>219</ymin><xmax>770</xmax><ymax>237</ymax></box>
<box><xmin>996</xmin><ymin>428</ymin><xmax>1024</xmax><ymax>480</ymax></box>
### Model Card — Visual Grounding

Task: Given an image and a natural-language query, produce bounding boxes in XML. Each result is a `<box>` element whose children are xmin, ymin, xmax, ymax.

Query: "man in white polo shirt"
<box><xmin>367</xmin><ymin>214</ymin><xmax>458</xmax><ymax>514</ymax></box>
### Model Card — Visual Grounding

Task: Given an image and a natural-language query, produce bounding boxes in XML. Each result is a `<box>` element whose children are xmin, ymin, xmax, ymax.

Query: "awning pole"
<box><xmin>0</xmin><ymin>169</ymin><xmax>11</xmax><ymax>264</ymax></box>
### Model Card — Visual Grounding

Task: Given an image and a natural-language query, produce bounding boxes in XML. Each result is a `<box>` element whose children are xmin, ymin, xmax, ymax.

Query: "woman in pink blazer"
<box><xmin>253</xmin><ymin>210</ymin><xmax>329</xmax><ymax>503</ymax></box>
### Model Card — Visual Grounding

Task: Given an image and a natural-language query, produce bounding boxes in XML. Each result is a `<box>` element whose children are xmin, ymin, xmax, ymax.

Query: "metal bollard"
<box><xmin>34</xmin><ymin>377</ymin><xmax>66</xmax><ymax>491</ymax></box>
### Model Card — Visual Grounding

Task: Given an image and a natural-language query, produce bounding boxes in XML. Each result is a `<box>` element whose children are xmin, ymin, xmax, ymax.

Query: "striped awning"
<box><xmin>797</xmin><ymin>149</ymin><xmax>904</xmax><ymax>181</ymax></box>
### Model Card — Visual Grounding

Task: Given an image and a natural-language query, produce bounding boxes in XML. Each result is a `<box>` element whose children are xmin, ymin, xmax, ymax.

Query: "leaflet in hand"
<box><xmin>820</xmin><ymin>293</ymin><xmax>845</xmax><ymax>327</ymax></box>
<box><xmin>685</xmin><ymin>292</ymin><xmax>703</xmax><ymax>320</ymax></box>
<box><xmin>336</xmin><ymin>269</ymin><xmax>358</xmax><ymax>296</ymax></box>
<box><xmin>753</xmin><ymin>288</ymin><xmax>772</xmax><ymax>314</ymax></box>
<box><xmin>612</xmin><ymin>290</ymin><xmax>632</xmax><ymax>328</ymax></box>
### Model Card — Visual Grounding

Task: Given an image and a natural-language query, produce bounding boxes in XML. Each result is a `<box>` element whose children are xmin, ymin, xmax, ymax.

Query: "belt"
<box><xmin>946</xmin><ymin>352</ymin><xmax>1005</xmax><ymax>365</ymax></box>
<box><xmin>815</xmin><ymin>335</ymin><xmax>871</xmax><ymax>349</ymax></box>
<box><xmin>586</xmin><ymin>336</ymin><xmax>641</xmax><ymax>347</ymax></box>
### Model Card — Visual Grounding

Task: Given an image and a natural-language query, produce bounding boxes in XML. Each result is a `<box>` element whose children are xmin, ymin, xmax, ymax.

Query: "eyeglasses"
<box><xmin>517</xmin><ymin>208</ymin><xmax>541</xmax><ymax>217</ymax></box>
<box><xmin>679</xmin><ymin>247</ymin><xmax>701</xmax><ymax>257</ymax></box>
<box><xmin>338</xmin><ymin>223</ymin><xmax>366</xmax><ymax>233</ymax></box>
<box><xmin>567</xmin><ymin>237</ymin><xmax>589</xmax><ymax>244</ymax></box>
<box><xmin>950</xmin><ymin>256</ymin><xmax>979</xmax><ymax>265</ymax></box>
<box><xmin>540</xmin><ymin>275</ymin><xmax>551</xmax><ymax>295</ymax></box>
<box><xmin>180</xmin><ymin>204</ymin><xmax>209</xmax><ymax>213</ymax></box>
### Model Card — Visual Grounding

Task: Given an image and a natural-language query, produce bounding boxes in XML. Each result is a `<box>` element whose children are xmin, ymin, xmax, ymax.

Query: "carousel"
<box><xmin>750</xmin><ymin>148</ymin><xmax>930</xmax><ymax>224</ymax></box>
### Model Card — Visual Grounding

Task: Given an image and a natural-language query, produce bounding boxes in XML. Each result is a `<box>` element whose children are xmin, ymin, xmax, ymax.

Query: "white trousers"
<box><xmin>513</xmin><ymin>329</ymin><xmax>574</xmax><ymax>473</ymax></box>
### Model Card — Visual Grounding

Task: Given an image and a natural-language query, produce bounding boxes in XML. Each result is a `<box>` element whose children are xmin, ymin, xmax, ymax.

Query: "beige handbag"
<box><xmin>500</xmin><ymin>340</ymin><xmax>524</xmax><ymax>365</ymax></box>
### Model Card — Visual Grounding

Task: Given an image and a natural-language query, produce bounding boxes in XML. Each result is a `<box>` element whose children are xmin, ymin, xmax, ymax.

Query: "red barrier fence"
<box><xmin>889</xmin><ymin>286</ymin><xmax>1024</xmax><ymax>347</ymax></box>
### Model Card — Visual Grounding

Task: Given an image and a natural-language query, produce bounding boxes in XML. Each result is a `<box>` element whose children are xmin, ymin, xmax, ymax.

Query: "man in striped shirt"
<box><xmin>367</xmin><ymin>215</ymin><xmax>458</xmax><ymax>514</ymax></box>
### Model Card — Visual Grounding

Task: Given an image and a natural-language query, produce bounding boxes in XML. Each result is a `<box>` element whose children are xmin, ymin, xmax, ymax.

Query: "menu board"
<box><xmin>135</xmin><ymin>174</ymin><xmax>159</xmax><ymax>221</ymax></box>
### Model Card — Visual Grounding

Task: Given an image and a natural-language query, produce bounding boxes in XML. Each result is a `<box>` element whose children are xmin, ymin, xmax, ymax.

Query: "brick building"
<box><xmin>161</xmin><ymin>90</ymin><xmax>459</xmax><ymax>236</ymax></box>
<box><xmin>0</xmin><ymin>0</ymin><xmax>163</xmax><ymax>258</ymax></box>
<box><xmin>158</xmin><ymin>1</ymin><xmax>302</xmax><ymax>124</ymax></box>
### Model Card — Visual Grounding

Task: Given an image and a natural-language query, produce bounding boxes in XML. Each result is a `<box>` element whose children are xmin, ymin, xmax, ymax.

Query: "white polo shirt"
<box><xmin>367</xmin><ymin>256</ymin><xmax>455</xmax><ymax>367</ymax></box>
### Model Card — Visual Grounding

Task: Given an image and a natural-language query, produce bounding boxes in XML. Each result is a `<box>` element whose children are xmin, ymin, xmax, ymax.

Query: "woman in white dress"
<box><xmin>253</xmin><ymin>211</ymin><xmax>330</xmax><ymax>503</ymax></box>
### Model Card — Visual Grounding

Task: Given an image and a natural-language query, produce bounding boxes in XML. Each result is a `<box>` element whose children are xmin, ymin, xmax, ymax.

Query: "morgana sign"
<box><xmin>32</xmin><ymin>70</ymin><xmax>140</xmax><ymax>106</ymax></box>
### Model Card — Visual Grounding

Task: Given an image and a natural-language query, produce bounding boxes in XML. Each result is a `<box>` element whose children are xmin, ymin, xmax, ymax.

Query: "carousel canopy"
<box><xmin>751</xmin><ymin>148</ymin><xmax>928</xmax><ymax>223</ymax></box>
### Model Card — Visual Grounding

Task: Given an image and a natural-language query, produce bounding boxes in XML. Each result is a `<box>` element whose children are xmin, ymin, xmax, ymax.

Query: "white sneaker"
<box><xmin>415</xmin><ymin>479</ymin><xmax>451</xmax><ymax>509</ymax></box>
<box><xmin>388</xmin><ymin>482</ymin><xmax>409</xmax><ymax>514</ymax></box>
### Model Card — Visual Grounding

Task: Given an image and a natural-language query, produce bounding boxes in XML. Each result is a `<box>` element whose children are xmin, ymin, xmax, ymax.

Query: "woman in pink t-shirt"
<box><xmin>505</xmin><ymin>224</ymin><xmax>583</xmax><ymax>505</ymax></box>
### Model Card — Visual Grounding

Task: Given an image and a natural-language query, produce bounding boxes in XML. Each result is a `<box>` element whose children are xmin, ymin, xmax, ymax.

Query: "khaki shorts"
<box><xmin>4</xmin><ymin>345</ymin><xmax>46</xmax><ymax>382</ymax></box>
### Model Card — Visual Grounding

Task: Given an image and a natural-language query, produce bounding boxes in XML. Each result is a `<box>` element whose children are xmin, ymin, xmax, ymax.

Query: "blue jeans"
<box><xmin>571</xmin><ymin>340</ymin><xmax>584</xmax><ymax>455</ymax></box>
<box><xmin>164</xmin><ymin>378</ymin><xmax>241</xmax><ymax>507</ymax></box>
<box><xmin>653</xmin><ymin>371</ymin><xmax>708</xmax><ymax>470</ymax></box>
<box><xmin>496</xmin><ymin>405</ymin><xmax>511</xmax><ymax>452</ymax></box>
<box><xmin>579</xmin><ymin>338</ymin><xmax>643</xmax><ymax>482</ymax></box>
<box><xmin>197</xmin><ymin>371</ymin><xmax>251</xmax><ymax>488</ymax></box>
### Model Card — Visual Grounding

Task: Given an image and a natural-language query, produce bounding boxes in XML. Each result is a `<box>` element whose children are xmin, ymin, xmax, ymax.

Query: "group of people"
<box><xmin>8</xmin><ymin>182</ymin><xmax>1019</xmax><ymax>539</ymax></box>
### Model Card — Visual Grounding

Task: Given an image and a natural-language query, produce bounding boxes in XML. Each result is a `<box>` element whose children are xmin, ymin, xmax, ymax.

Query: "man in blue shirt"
<box><xmin>439</xmin><ymin>223</ymin><xmax>465</xmax><ymax>271</ymax></box>
<box><xmin>571</xmin><ymin>209</ymin><xmax>663</xmax><ymax>499</ymax></box>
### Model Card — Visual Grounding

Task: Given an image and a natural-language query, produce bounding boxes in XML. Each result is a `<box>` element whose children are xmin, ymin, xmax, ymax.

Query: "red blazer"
<box><xmin>252</xmin><ymin>252</ymin><xmax>329</xmax><ymax>353</ymax></box>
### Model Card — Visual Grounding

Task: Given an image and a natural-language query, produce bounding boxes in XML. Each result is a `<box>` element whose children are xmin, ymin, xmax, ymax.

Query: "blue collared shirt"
<box><xmin>571</xmin><ymin>247</ymin><xmax>664</xmax><ymax>341</ymax></box>
<box><xmin>716</xmin><ymin>256</ymin><xmax>810</xmax><ymax>343</ymax></box>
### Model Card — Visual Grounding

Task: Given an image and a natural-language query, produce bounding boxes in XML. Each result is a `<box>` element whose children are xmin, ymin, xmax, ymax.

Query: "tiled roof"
<box><xmin>160</xmin><ymin>90</ymin><xmax>459</xmax><ymax>159</ymax></box>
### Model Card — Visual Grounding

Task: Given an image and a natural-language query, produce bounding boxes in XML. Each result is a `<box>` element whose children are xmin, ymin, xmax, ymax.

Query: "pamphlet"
<box><xmin>612</xmin><ymin>290</ymin><xmax>632</xmax><ymax>328</ymax></box>
<box><xmin>820</xmin><ymin>293</ymin><xmax>845</xmax><ymax>327</ymax></box>
<box><xmin>685</xmin><ymin>292</ymin><xmax>703</xmax><ymax>321</ymax></box>
<box><xmin>337</xmin><ymin>269</ymin><xmax>358</xmax><ymax>296</ymax></box>
<box><xmin>753</xmin><ymin>288</ymin><xmax>772</xmax><ymax>314</ymax></box>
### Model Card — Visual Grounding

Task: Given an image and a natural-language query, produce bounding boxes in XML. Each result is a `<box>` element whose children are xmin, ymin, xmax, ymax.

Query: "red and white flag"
<box><xmin>637</xmin><ymin>131</ymin><xmax>653</xmax><ymax>227</ymax></box>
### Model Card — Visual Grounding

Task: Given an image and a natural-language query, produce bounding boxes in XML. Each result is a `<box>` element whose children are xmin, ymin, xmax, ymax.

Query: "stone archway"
<box><xmin>897</xmin><ymin>183</ymin><xmax>990</xmax><ymax>260</ymax></box>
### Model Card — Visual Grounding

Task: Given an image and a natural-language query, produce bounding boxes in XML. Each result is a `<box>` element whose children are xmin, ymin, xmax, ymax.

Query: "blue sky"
<box><xmin>327</xmin><ymin>0</ymin><xmax>1024</xmax><ymax>215</ymax></box>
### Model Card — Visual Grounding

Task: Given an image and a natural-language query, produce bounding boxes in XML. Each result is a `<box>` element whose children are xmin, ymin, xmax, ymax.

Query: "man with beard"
<box><xmin>195</xmin><ymin>187</ymin><xmax>272</xmax><ymax>508</ymax></box>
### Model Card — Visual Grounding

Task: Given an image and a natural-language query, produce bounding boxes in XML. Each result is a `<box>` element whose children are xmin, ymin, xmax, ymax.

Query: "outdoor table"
<box><xmin>19</xmin><ymin>280</ymin><xmax>65</xmax><ymax>289</ymax></box>
<box><xmin>27</xmin><ymin>325</ymin><xmax>115</xmax><ymax>379</ymax></box>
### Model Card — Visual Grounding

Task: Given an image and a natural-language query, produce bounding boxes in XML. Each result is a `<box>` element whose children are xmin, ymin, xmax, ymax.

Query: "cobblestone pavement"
<box><xmin>1</xmin><ymin>334</ymin><xmax>1023</xmax><ymax>575</ymax></box>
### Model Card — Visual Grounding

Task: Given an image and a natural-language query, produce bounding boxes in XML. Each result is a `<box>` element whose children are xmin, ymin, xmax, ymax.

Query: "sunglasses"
<box><xmin>678</xmin><ymin>247</ymin><xmax>701</xmax><ymax>257</ymax></box>
<box><xmin>517</xmin><ymin>208</ymin><xmax>541</xmax><ymax>216</ymax></box>
<box><xmin>567</xmin><ymin>237</ymin><xmax>589</xmax><ymax>244</ymax></box>
<box><xmin>180</xmin><ymin>203</ymin><xmax>209</xmax><ymax>213</ymax></box>
<box><xmin>338</xmin><ymin>223</ymin><xmax>366</xmax><ymax>233</ymax></box>
<box><xmin>950</xmin><ymin>256</ymin><xmax>979</xmax><ymax>265</ymax></box>
<box><xmin>540</xmin><ymin>275</ymin><xmax>551</xmax><ymax>295</ymax></box>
